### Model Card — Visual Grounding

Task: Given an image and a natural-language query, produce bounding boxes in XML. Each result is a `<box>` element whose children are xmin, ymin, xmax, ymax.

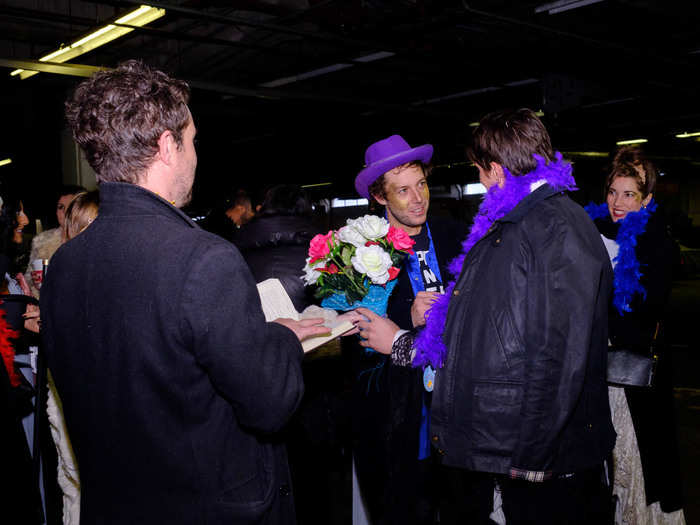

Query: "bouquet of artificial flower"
<box><xmin>302</xmin><ymin>215</ymin><xmax>415</xmax><ymax>305</ymax></box>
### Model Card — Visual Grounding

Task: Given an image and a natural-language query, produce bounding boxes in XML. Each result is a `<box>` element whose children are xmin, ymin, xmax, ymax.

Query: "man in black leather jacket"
<box><xmin>357</xmin><ymin>111</ymin><xmax>616</xmax><ymax>524</ymax></box>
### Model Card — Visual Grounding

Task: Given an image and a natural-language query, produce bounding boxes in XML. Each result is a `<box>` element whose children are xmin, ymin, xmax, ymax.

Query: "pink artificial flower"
<box><xmin>387</xmin><ymin>226</ymin><xmax>416</xmax><ymax>255</ymax></box>
<box><xmin>309</xmin><ymin>231</ymin><xmax>335</xmax><ymax>263</ymax></box>
<box><xmin>388</xmin><ymin>266</ymin><xmax>400</xmax><ymax>281</ymax></box>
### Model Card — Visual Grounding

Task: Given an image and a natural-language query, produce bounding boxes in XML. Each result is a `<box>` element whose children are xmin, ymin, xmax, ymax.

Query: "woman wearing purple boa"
<box><xmin>357</xmin><ymin>109</ymin><xmax>616</xmax><ymax>525</ymax></box>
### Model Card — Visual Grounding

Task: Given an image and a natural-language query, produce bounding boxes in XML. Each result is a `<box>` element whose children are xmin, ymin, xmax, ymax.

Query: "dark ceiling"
<box><xmin>1</xmin><ymin>0</ymin><xmax>699</xmax><ymax>209</ymax></box>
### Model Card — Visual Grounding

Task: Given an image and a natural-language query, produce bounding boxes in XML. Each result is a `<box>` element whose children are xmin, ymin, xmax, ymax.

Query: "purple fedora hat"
<box><xmin>355</xmin><ymin>135</ymin><xmax>433</xmax><ymax>199</ymax></box>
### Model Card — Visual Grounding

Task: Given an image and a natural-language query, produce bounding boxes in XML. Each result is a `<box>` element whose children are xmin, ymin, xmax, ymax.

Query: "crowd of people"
<box><xmin>0</xmin><ymin>59</ymin><xmax>687</xmax><ymax>525</ymax></box>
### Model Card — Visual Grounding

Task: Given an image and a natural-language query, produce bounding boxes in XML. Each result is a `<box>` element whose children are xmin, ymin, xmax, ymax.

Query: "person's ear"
<box><xmin>641</xmin><ymin>192</ymin><xmax>653</xmax><ymax>208</ymax></box>
<box><xmin>372</xmin><ymin>193</ymin><xmax>387</xmax><ymax>206</ymax></box>
<box><xmin>489</xmin><ymin>162</ymin><xmax>505</xmax><ymax>188</ymax></box>
<box><xmin>157</xmin><ymin>130</ymin><xmax>177</xmax><ymax>166</ymax></box>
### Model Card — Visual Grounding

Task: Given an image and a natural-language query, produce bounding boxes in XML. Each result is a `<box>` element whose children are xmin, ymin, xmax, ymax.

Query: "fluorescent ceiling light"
<box><xmin>0</xmin><ymin>158</ymin><xmax>12</xmax><ymax>167</ymax></box>
<box><xmin>675</xmin><ymin>131</ymin><xmax>700</xmax><ymax>138</ymax></box>
<box><xmin>353</xmin><ymin>51</ymin><xmax>395</xmax><ymax>63</ymax></box>
<box><xmin>535</xmin><ymin>0</ymin><xmax>605</xmax><ymax>15</ymax></box>
<box><xmin>616</xmin><ymin>138</ymin><xmax>648</xmax><ymax>145</ymax></box>
<box><xmin>504</xmin><ymin>78</ymin><xmax>539</xmax><ymax>87</ymax></box>
<box><xmin>563</xmin><ymin>151</ymin><xmax>609</xmax><ymax>158</ymax></box>
<box><xmin>301</xmin><ymin>182</ymin><xmax>333</xmax><ymax>188</ymax></box>
<box><xmin>260</xmin><ymin>63</ymin><xmax>352</xmax><ymax>88</ymax></box>
<box><xmin>259</xmin><ymin>51</ymin><xmax>394</xmax><ymax>89</ymax></box>
<box><xmin>464</xmin><ymin>183</ymin><xmax>487</xmax><ymax>195</ymax></box>
<box><xmin>11</xmin><ymin>5</ymin><xmax>165</xmax><ymax>79</ymax></box>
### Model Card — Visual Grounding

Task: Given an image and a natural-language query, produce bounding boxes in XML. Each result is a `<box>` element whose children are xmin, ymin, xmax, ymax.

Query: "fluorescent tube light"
<box><xmin>260</xmin><ymin>63</ymin><xmax>352</xmax><ymax>88</ymax></box>
<box><xmin>301</xmin><ymin>182</ymin><xmax>333</xmax><ymax>188</ymax></box>
<box><xmin>353</xmin><ymin>51</ymin><xmax>395</xmax><ymax>63</ymax></box>
<box><xmin>11</xmin><ymin>5</ymin><xmax>165</xmax><ymax>79</ymax></box>
<box><xmin>0</xmin><ymin>158</ymin><xmax>12</xmax><ymax>167</ymax></box>
<box><xmin>535</xmin><ymin>0</ymin><xmax>605</xmax><ymax>15</ymax></box>
<box><xmin>616</xmin><ymin>138</ymin><xmax>648</xmax><ymax>146</ymax></box>
<box><xmin>563</xmin><ymin>151</ymin><xmax>609</xmax><ymax>158</ymax></box>
<box><xmin>675</xmin><ymin>131</ymin><xmax>700</xmax><ymax>138</ymax></box>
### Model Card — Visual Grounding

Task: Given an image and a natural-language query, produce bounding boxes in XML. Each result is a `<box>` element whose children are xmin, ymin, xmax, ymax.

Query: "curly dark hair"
<box><xmin>468</xmin><ymin>108</ymin><xmax>554</xmax><ymax>177</ymax></box>
<box><xmin>65</xmin><ymin>59</ymin><xmax>191</xmax><ymax>184</ymax></box>
<box><xmin>0</xmin><ymin>192</ymin><xmax>30</xmax><ymax>275</ymax></box>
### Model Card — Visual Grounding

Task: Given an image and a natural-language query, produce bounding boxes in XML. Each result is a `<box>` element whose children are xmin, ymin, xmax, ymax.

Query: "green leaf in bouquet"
<box><xmin>345</xmin><ymin>285</ymin><xmax>366</xmax><ymax>305</ymax></box>
<box><xmin>390</xmin><ymin>250</ymin><xmax>406</xmax><ymax>267</ymax></box>
<box><xmin>340</xmin><ymin>245</ymin><xmax>354</xmax><ymax>266</ymax></box>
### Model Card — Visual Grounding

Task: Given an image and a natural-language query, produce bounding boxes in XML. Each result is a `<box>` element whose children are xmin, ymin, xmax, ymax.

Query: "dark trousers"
<box><xmin>499</xmin><ymin>465</ymin><xmax>610</xmax><ymax>525</ymax></box>
<box><xmin>438</xmin><ymin>467</ymin><xmax>495</xmax><ymax>525</ymax></box>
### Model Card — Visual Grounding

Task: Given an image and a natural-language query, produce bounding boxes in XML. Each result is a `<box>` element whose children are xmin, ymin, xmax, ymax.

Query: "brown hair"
<box><xmin>368</xmin><ymin>161</ymin><xmax>431</xmax><ymax>200</ymax></box>
<box><xmin>64</xmin><ymin>191</ymin><xmax>99</xmax><ymax>241</ymax></box>
<box><xmin>65</xmin><ymin>60</ymin><xmax>191</xmax><ymax>184</ymax></box>
<box><xmin>606</xmin><ymin>146</ymin><xmax>656</xmax><ymax>198</ymax></box>
<box><xmin>468</xmin><ymin>108</ymin><xmax>554</xmax><ymax>176</ymax></box>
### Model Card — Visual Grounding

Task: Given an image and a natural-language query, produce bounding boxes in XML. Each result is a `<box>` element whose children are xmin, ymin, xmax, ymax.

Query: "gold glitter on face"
<box><xmin>375</xmin><ymin>164</ymin><xmax>429</xmax><ymax>235</ymax></box>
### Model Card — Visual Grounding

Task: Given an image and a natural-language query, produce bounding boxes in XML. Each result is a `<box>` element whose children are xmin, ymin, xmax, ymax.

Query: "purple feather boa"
<box><xmin>412</xmin><ymin>152</ymin><xmax>577</xmax><ymax>369</ymax></box>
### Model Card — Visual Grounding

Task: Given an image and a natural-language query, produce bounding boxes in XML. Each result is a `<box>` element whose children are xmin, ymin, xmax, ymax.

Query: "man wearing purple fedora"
<box><xmin>351</xmin><ymin>135</ymin><xmax>468</xmax><ymax>525</ymax></box>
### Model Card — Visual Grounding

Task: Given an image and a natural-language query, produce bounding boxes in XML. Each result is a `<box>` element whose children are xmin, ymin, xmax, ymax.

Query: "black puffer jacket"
<box><xmin>236</xmin><ymin>215</ymin><xmax>320</xmax><ymax>312</ymax></box>
<box><xmin>432</xmin><ymin>185</ymin><xmax>616</xmax><ymax>476</ymax></box>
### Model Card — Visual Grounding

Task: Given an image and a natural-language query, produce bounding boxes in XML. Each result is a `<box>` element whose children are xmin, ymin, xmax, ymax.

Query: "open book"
<box><xmin>256</xmin><ymin>278</ymin><xmax>355</xmax><ymax>353</ymax></box>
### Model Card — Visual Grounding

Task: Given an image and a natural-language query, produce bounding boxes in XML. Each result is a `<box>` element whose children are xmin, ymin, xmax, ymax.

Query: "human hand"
<box><xmin>23</xmin><ymin>304</ymin><xmax>40</xmax><ymax>333</ymax></box>
<box><xmin>30</xmin><ymin>270</ymin><xmax>43</xmax><ymax>290</ymax></box>
<box><xmin>354</xmin><ymin>307</ymin><xmax>400</xmax><ymax>355</ymax></box>
<box><xmin>410</xmin><ymin>291</ymin><xmax>440</xmax><ymax>327</ymax></box>
<box><xmin>273</xmin><ymin>317</ymin><xmax>330</xmax><ymax>342</ymax></box>
<box><xmin>335</xmin><ymin>310</ymin><xmax>365</xmax><ymax>336</ymax></box>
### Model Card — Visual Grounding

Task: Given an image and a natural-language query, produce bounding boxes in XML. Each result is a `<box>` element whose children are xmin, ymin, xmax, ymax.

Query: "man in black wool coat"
<box><xmin>41</xmin><ymin>60</ymin><xmax>327</xmax><ymax>525</ymax></box>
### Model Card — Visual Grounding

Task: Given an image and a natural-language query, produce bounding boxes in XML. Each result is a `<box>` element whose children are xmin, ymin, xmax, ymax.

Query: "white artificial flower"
<box><xmin>337</xmin><ymin>224</ymin><xmax>366</xmax><ymax>248</ymax></box>
<box><xmin>352</xmin><ymin>215</ymin><xmax>389</xmax><ymax>240</ymax></box>
<box><xmin>301</xmin><ymin>257</ymin><xmax>323</xmax><ymax>285</ymax></box>
<box><xmin>351</xmin><ymin>245</ymin><xmax>392</xmax><ymax>284</ymax></box>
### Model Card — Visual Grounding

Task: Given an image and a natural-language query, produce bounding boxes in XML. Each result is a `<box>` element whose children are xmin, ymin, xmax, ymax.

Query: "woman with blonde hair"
<box><xmin>63</xmin><ymin>190</ymin><xmax>99</xmax><ymax>241</ymax></box>
<box><xmin>48</xmin><ymin>189</ymin><xmax>99</xmax><ymax>525</ymax></box>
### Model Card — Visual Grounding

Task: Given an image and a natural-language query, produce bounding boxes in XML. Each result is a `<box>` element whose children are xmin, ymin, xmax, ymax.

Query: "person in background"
<box><xmin>0</xmin><ymin>193</ymin><xmax>31</xmax><ymax>294</ymax></box>
<box><xmin>42</xmin><ymin>60</ymin><xmax>326</xmax><ymax>525</ymax></box>
<box><xmin>236</xmin><ymin>185</ymin><xmax>318</xmax><ymax>311</ymax></box>
<box><xmin>237</xmin><ymin>184</ymin><xmax>346</xmax><ymax>524</ymax></box>
<box><xmin>0</xmin><ymin>192</ymin><xmax>42</xmax><ymax>524</ymax></box>
<box><xmin>586</xmin><ymin>147</ymin><xmax>685</xmax><ymax>524</ymax></box>
<box><xmin>46</xmin><ymin>189</ymin><xmax>100</xmax><ymax>525</ymax></box>
<box><xmin>351</xmin><ymin>134</ymin><xmax>468</xmax><ymax>525</ymax></box>
<box><xmin>200</xmin><ymin>188</ymin><xmax>255</xmax><ymax>244</ymax></box>
<box><xmin>356</xmin><ymin>109</ymin><xmax>615</xmax><ymax>525</ymax></box>
<box><xmin>24</xmin><ymin>185</ymin><xmax>85</xmax><ymax>298</ymax></box>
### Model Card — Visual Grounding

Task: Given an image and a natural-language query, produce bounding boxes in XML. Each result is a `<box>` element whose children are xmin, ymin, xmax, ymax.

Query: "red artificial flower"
<box><xmin>317</xmin><ymin>263</ymin><xmax>339</xmax><ymax>274</ymax></box>
<box><xmin>309</xmin><ymin>231</ymin><xmax>335</xmax><ymax>263</ymax></box>
<box><xmin>387</xmin><ymin>226</ymin><xmax>416</xmax><ymax>254</ymax></box>
<box><xmin>365</xmin><ymin>240</ymin><xmax>380</xmax><ymax>247</ymax></box>
<box><xmin>388</xmin><ymin>266</ymin><xmax>400</xmax><ymax>281</ymax></box>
